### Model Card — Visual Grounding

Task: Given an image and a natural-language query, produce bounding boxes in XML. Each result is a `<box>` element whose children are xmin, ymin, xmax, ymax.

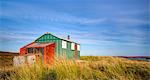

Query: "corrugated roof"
<box><xmin>27</xmin><ymin>42</ymin><xmax>54</xmax><ymax>48</ymax></box>
<box><xmin>35</xmin><ymin>33</ymin><xmax>80</xmax><ymax>45</ymax></box>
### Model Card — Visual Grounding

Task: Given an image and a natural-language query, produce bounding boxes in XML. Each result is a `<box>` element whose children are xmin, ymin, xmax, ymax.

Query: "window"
<box><xmin>28</xmin><ymin>48</ymin><xmax>33</xmax><ymax>53</ymax></box>
<box><xmin>77</xmin><ymin>45</ymin><xmax>80</xmax><ymax>51</ymax></box>
<box><xmin>71</xmin><ymin>43</ymin><xmax>75</xmax><ymax>50</ymax></box>
<box><xmin>62</xmin><ymin>40</ymin><xmax>67</xmax><ymax>48</ymax></box>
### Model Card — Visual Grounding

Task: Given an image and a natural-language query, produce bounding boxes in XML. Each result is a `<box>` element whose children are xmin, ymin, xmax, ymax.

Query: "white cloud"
<box><xmin>115</xmin><ymin>18</ymin><xmax>149</xmax><ymax>25</ymax></box>
<box><xmin>1</xmin><ymin>1</ymin><xmax>107</xmax><ymax>25</ymax></box>
<box><xmin>0</xmin><ymin>32</ymin><xmax>37</xmax><ymax>41</ymax></box>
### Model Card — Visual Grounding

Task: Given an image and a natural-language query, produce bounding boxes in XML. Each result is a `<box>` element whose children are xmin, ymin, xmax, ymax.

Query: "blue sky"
<box><xmin>0</xmin><ymin>0</ymin><xmax>150</xmax><ymax>56</ymax></box>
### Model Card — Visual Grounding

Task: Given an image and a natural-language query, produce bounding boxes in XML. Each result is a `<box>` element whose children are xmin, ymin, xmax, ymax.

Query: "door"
<box><xmin>44</xmin><ymin>43</ymin><xmax>55</xmax><ymax>64</ymax></box>
<box><xmin>74</xmin><ymin>44</ymin><xmax>78</xmax><ymax>59</ymax></box>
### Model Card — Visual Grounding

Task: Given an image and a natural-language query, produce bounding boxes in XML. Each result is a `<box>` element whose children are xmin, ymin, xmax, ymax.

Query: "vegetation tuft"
<box><xmin>0</xmin><ymin>56</ymin><xmax>150</xmax><ymax>80</ymax></box>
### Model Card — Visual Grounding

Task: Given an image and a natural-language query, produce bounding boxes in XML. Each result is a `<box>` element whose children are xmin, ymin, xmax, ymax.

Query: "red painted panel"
<box><xmin>20</xmin><ymin>47</ymin><xmax>26</xmax><ymax>56</ymax></box>
<box><xmin>74</xmin><ymin>44</ymin><xmax>78</xmax><ymax>59</ymax></box>
<box><xmin>20</xmin><ymin>42</ymin><xmax>35</xmax><ymax>56</ymax></box>
<box><xmin>20</xmin><ymin>42</ymin><xmax>55</xmax><ymax>64</ymax></box>
<box><xmin>44</xmin><ymin>43</ymin><xmax>55</xmax><ymax>64</ymax></box>
<box><xmin>44</xmin><ymin>47</ymin><xmax>47</xmax><ymax>64</ymax></box>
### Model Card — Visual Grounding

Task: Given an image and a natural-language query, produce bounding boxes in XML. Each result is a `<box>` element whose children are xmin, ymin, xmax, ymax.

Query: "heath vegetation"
<box><xmin>0</xmin><ymin>56</ymin><xmax>150</xmax><ymax>80</ymax></box>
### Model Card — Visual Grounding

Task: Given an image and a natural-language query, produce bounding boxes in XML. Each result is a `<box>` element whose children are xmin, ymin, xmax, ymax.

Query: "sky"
<box><xmin>0</xmin><ymin>0</ymin><xmax>150</xmax><ymax>56</ymax></box>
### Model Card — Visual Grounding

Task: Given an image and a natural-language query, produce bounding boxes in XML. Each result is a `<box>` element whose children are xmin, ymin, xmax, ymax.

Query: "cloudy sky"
<box><xmin>0</xmin><ymin>0</ymin><xmax>150</xmax><ymax>56</ymax></box>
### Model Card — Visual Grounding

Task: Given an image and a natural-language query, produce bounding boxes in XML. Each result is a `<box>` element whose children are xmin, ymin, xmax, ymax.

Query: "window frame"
<box><xmin>62</xmin><ymin>40</ymin><xmax>67</xmax><ymax>49</ymax></box>
<box><xmin>71</xmin><ymin>43</ymin><xmax>75</xmax><ymax>50</ymax></box>
<box><xmin>77</xmin><ymin>45</ymin><xmax>80</xmax><ymax>51</ymax></box>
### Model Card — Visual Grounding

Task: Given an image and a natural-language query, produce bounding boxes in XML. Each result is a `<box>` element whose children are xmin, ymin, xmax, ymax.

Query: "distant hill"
<box><xmin>0</xmin><ymin>51</ymin><xmax>19</xmax><ymax>56</ymax></box>
<box><xmin>0</xmin><ymin>51</ymin><xmax>19</xmax><ymax>67</ymax></box>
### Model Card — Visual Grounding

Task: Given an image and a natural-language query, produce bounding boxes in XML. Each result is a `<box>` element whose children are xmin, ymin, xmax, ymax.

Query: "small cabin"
<box><xmin>20</xmin><ymin>33</ymin><xmax>80</xmax><ymax>64</ymax></box>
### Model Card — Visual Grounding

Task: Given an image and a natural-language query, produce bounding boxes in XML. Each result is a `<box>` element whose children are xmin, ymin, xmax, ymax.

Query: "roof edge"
<box><xmin>35</xmin><ymin>32</ymin><xmax>80</xmax><ymax>44</ymax></box>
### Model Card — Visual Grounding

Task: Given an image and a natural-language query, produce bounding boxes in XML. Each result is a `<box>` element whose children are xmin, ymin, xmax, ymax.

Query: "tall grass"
<box><xmin>1</xmin><ymin>56</ymin><xmax>150</xmax><ymax>80</ymax></box>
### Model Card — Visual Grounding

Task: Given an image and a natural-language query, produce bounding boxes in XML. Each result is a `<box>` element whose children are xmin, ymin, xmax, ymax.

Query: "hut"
<box><xmin>20</xmin><ymin>32</ymin><xmax>80</xmax><ymax>64</ymax></box>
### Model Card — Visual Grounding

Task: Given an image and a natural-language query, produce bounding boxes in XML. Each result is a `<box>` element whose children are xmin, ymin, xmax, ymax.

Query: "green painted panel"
<box><xmin>70</xmin><ymin>50</ymin><xmax>74</xmax><ymax>59</ymax></box>
<box><xmin>57</xmin><ymin>40</ymin><xmax>62</xmax><ymax>57</ymax></box>
<box><xmin>61</xmin><ymin>41</ymin><xmax>75</xmax><ymax>59</ymax></box>
<box><xmin>62</xmin><ymin>49</ymin><xmax>67</xmax><ymax>58</ymax></box>
<box><xmin>67</xmin><ymin>42</ymin><xmax>73</xmax><ymax>59</ymax></box>
<box><xmin>35</xmin><ymin>34</ymin><xmax>60</xmax><ymax>42</ymax></box>
<box><xmin>34</xmin><ymin>33</ymin><xmax>80</xmax><ymax>59</ymax></box>
<box><xmin>35</xmin><ymin>34</ymin><xmax>62</xmax><ymax>57</ymax></box>
<box><xmin>69</xmin><ymin>50</ymin><xmax>80</xmax><ymax>59</ymax></box>
<box><xmin>78</xmin><ymin>51</ymin><xmax>80</xmax><ymax>59</ymax></box>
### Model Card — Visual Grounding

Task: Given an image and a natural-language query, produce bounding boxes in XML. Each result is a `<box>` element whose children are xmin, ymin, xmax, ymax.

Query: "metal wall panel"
<box><xmin>13</xmin><ymin>56</ymin><xmax>26</xmax><ymax>66</ymax></box>
<box><xmin>35</xmin><ymin>34</ymin><xmax>61</xmax><ymax>57</ymax></box>
<box><xmin>44</xmin><ymin>43</ymin><xmax>55</xmax><ymax>64</ymax></box>
<box><xmin>27</xmin><ymin>55</ymin><xmax>36</xmax><ymax>65</ymax></box>
<box><xmin>21</xmin><ymin>33</ymin><xmax>80</xmax><ymax>60</ymax></box>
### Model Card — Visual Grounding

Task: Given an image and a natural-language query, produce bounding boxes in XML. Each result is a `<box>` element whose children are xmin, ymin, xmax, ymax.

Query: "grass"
<box><xmin>0</xmin><ymin>56</ymin><xmax>150</xmax><ymax>80</ymax></box>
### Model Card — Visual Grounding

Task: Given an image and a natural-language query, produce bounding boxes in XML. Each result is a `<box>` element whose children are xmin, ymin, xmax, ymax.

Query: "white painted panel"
<box><xmin>27</xmin><ymin>55</ymin><xmax>36</xmax><ymax>64</ymax></box>
<box><xmin>71</xmin><ymin>43</ymin><xmax>75</xmax><ymax>50</ymax></box>
<box><xmin>13</xmin><ymin>56</ymin><xmax>25</xmax><ymax>66</ymax></box>
<box><xmin>62</xmin><ymin>40</ymin><xmax>67</xmax><ymax>48</ymax></box>
<box><xmin>77</xmin><ymin>45</ymin><xmax>80</xmax><ymax>51</ymax></box>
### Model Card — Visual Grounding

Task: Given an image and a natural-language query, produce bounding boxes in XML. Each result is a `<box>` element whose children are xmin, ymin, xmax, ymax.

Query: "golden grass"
<box><xmin>0</xmin><ymin>56</ymin><xmax>150</xmax><ymax>80</ymax></box>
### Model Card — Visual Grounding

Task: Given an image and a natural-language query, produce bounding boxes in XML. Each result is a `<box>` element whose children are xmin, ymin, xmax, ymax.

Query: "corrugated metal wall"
<box><xmin>44</xmin><ymin>43</ymin><xmax>55</xmax><ymax>64</ymax></box>
<box><xmin>35</xmin><ymin>33</ymin><xmax>80</xmax><ymax>59</ymax></box>
<box><xmin>67</xmin><ymin>42</ymin><xmax>73</xmax><ymax>59</ymax></box>
<box><xmin>35</xmin><ymin>34</ymin><xmax>61</xmax><ymax>57</ymax></box>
